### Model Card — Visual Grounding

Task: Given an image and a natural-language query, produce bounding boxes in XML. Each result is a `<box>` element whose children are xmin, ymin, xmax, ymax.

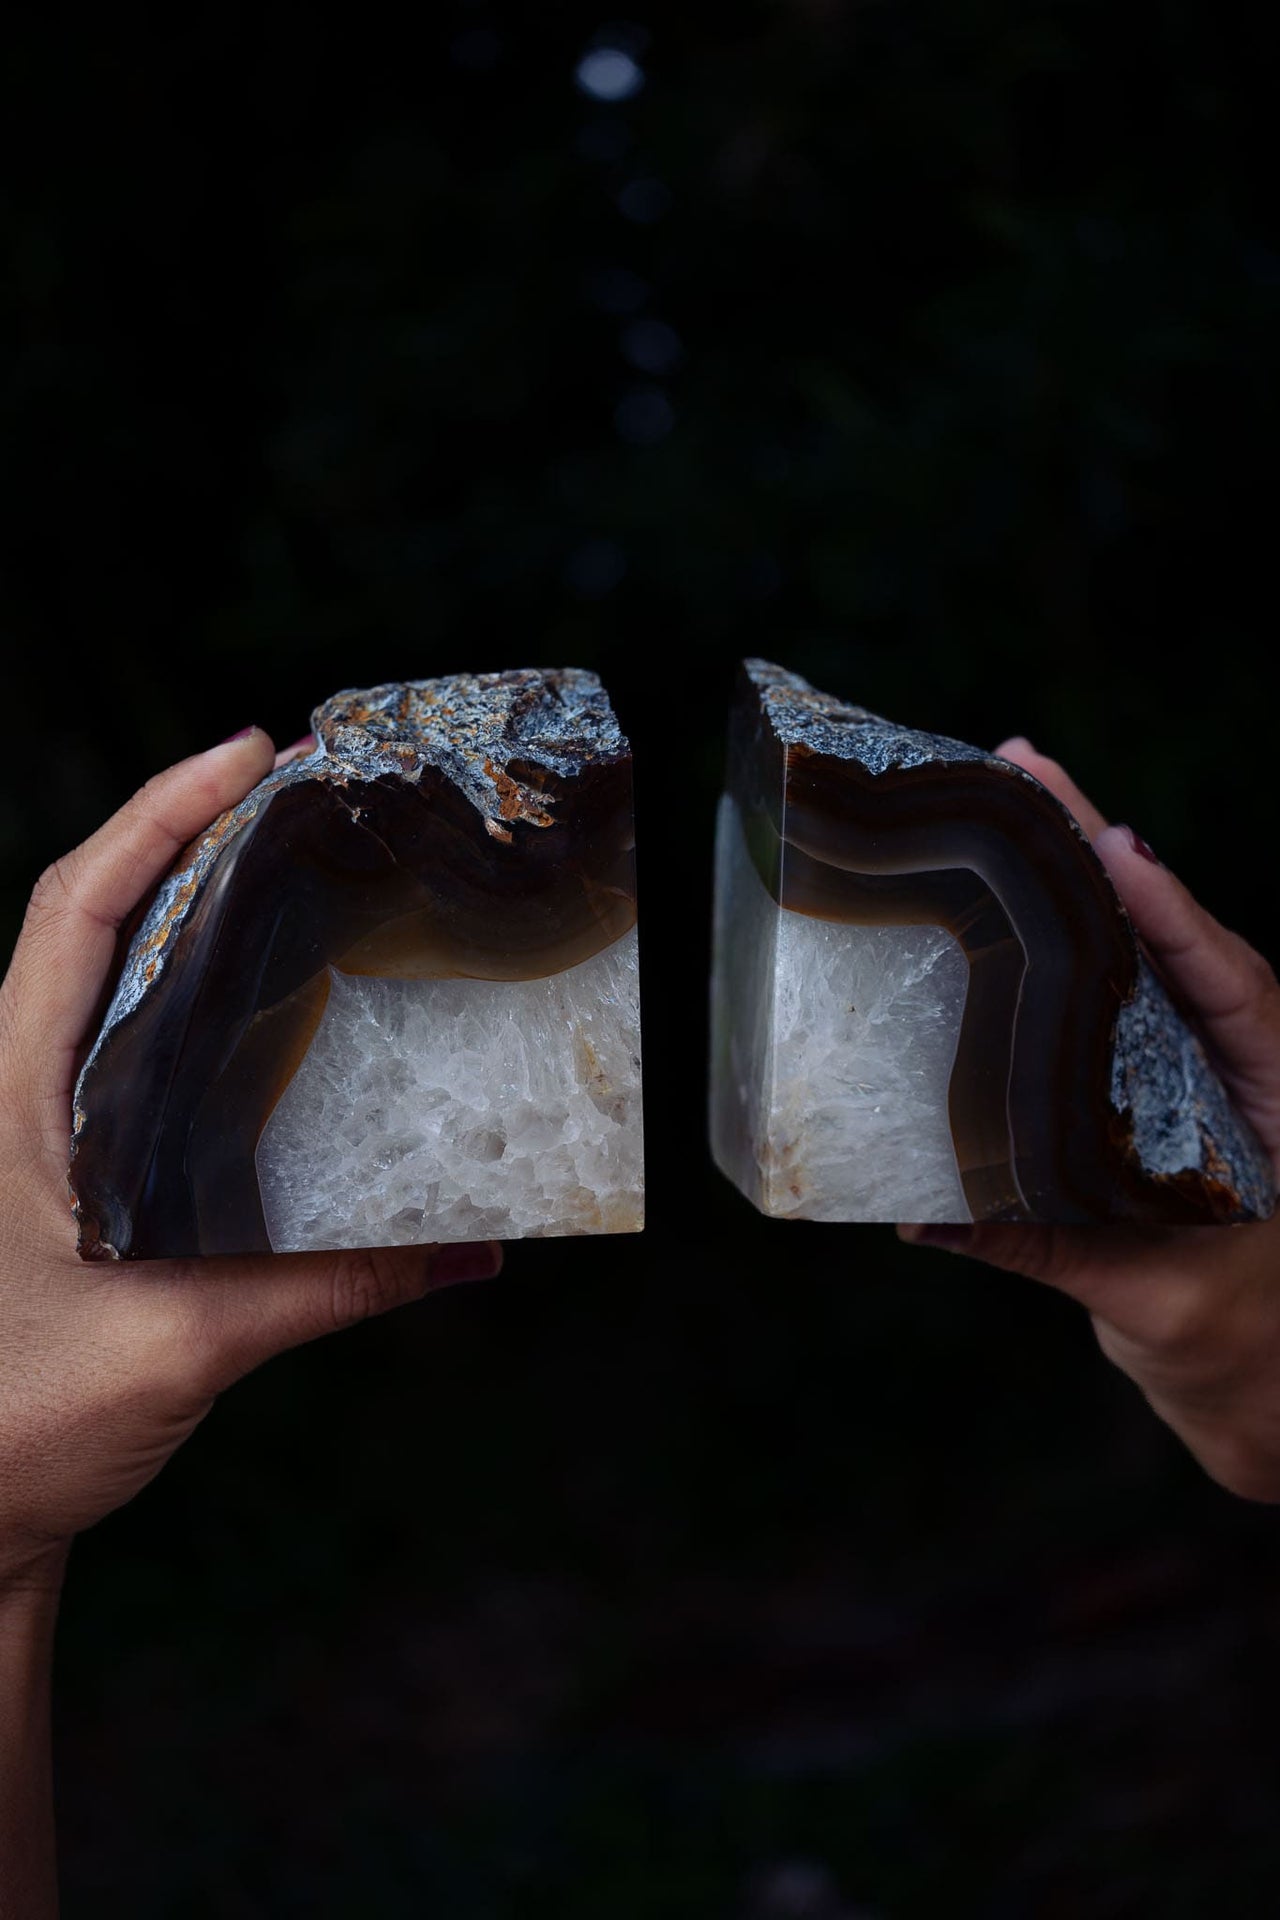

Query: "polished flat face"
<box><xmin>256</xmin><ymin>931</ymin><xmax>643</xmax><ymax>1251</ymax></box>
<box><xmin>70</xmin><ymin>669</ymin><xmax>643</xmax><ymax>1260</ymax></box>
<box><xmin>710</xmin><ymin>660</ymin><xmax>1274</xmax><ymax>1227</ymax></box>
<box><xmin>711</xmin><ymin>792</ymin><xmax>970</xmax><ymax>1224</ymax></box>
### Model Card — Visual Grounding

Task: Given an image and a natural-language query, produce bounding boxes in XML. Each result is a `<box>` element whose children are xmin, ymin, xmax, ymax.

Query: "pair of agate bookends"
<box><xmin>70</xmin><ymin>664</ymin><xmax>1275</xmax><ymax>1261</ymax></box>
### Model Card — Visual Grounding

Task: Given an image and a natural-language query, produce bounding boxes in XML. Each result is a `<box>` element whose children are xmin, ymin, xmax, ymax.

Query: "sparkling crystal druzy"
<box><xmin>710</xmin><ymin>660</ymin><xmax>1275</xmax><ymax>1226</ymax></box>
<box><xmin>72</xmin><ymin>671</ymin><xmax>643</xmax><ymax>1258</ymax></box>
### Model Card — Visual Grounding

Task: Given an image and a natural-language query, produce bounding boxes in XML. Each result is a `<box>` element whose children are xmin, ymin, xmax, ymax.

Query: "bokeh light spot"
<box><xmin>575</xmin><ymin>49</ymin><xmax>645</xmax><ymax>102</ymax></box>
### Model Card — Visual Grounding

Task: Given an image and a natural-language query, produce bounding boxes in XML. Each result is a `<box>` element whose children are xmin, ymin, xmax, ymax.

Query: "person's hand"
<box><xmin>898</xmin><ymin>738</ymin><xmax>1280</xmax><ymax>1502</ymax></box>
<box><xmin>0</xmin><ymin>728</ymin><xmax>501</xmax><ymax>1598</ymax></box>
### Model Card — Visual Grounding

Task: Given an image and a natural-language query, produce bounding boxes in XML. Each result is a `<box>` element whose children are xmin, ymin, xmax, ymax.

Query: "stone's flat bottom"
<box><xmin>256</xmin><ymin>929</ymin><xmax>643</xmax><ymax>1250</ymax></box>
<box><xmin>710</xmin><ymin>796</ymin><xmax>971</xmax><ymax>1223</ymax></box>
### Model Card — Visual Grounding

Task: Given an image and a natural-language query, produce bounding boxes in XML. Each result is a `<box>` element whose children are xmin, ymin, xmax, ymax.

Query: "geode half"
<box><xmin>709</xmin><ymin>659</ymin><xmax>1275</xmax><ymax>1226</ymax></box>
<box><xmin>71</xmin><ymin>670</ymin><xmax>643</xmax><ymax>1259</ymax></box>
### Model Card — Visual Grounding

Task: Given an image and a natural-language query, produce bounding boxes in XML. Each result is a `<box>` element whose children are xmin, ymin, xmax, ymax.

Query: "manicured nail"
<box><xmin>221</xmin><ymin>725</ymin><xmax>260</xmax><ymax>743</ymax></box>
<box><xmin>1121</xmin><ymin>825</ymin><xmax>1160</xmax><ymax>866</ymax></box>
<box><xmin>280</xmin><ymin>732</ymin><xmax>317</xmax><ymax>758</ymax></box>
<box><xmin>430</xmin><ymin>1241</ymin><xmax>502</xmax><ymax>1287</ymax></box>
<box><xmin>905</xmin><ymin>1225</ymin><xmax>974</xmax><ymax>1251</ymax></box>
<box><xmin>1005</xmin><ymin>735</ymin><xmax>1036</xmax><ymax>754</ymax></box>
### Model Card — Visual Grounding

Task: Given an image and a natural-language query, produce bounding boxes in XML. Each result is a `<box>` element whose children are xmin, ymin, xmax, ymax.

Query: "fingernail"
<box><xmin>430</xmin><ymin>1241</ymin><xmax>502</xmax><ymax>1287</ymax></box>
<box><xmin>1121</xmin><ymin>825</ymin><xmax>1161</xmax><ymax>865</ymax></box>
<box><xmin>1005</xmin><ymin>735</ymin><xmax>1036</xmax><ymax>753</ymax></box>
<box><xmin>904</xmin><ymin>1225</ymin><xmax>974</xmax><ymax>1251</ymax></box>
<box><xmin>280</xmin><ymin>732</ymin><xmax>317</xmax><ymax>758</ymax></box>
<box><xmin>220</xmin><ymin>725</ymin><xmax>260</xmax><ymax>743</ymax></box>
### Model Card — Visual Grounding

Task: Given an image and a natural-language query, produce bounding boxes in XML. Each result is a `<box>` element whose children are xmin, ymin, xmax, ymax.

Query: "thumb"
<box><xmin>895</xmin><ymin>1220</ymin><xmax>1191</xmax><ymax>1319</ymax></box>
<box><xmin>178</xmin><ymin>1239</ymin><xmax>503</xmax><ymax>1391</ymax></box>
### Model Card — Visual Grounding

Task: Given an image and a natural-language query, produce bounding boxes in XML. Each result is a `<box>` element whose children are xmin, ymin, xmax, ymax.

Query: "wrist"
<box><xmin>0</xmin><ymin>1544</ymin><xmax>63</xmax><ymax>1920</ymax></box>
<box><xmin>0</xmin><ymin>1536</ymin><xmax>70</xmax><ymax>1614</ymax></box>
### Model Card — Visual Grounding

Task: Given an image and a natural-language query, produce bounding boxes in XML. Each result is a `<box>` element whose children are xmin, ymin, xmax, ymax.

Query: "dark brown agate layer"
<box><xmin>721</xmin><ymin>659</ymin><xmax>1274</xmax><ymax>1225</ymax></box>
<box><xmin>71</xmin><ymin>670</ymin><xmax>637</xmax><ymax>1259</ymax></box>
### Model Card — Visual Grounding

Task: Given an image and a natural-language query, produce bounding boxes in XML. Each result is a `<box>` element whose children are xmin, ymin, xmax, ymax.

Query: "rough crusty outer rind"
<box><xmin>315</xmin><ymin>668</ymin><xmax>627</xmax><ymax>822</ymax></box>
<box><xmin>1111</xmin><ymin>956</ymin><xmax>1276</xmax><ymax>1220</ymax></box>
<box><xmin>746</xmin><ymin>657</ymin><xmax>990</xmax><ymax>776</ymax></box>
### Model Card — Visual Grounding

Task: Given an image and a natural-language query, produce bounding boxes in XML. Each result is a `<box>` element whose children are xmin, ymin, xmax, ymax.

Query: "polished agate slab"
<box><xmin>71</xmin><ymin>670</ymin><xmax>643</xmax><ymax>1259</ymax></box>
<box><xmin>710</xmin><ymin>660</ymin><xmax>1275</xmax><ymax>1226</ymax></box>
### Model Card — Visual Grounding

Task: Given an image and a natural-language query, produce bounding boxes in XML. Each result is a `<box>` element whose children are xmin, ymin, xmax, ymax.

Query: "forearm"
<box><xmin>0</xmin><ymin>1567</ymin><xmax>64</xmax><ymax>1920</ymax></box>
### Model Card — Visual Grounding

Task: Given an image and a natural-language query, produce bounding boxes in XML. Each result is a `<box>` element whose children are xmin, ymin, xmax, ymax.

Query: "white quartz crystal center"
<box><xmin>710</xmin><ymin>797</ymin><xmax>970</xmax><ymax>1222</ymax></box>
<box><xmin>256</xmin><ymin>928</ymin><xmax>643</xmax><ymax>1249</ymax></box>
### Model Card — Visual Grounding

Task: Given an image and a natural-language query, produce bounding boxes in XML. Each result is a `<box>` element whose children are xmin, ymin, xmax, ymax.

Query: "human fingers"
<box><xmin>993</xmin><ymin>736</ymin><xmax>1110</xmax><ymax>841</ymax></box>
<box><xmin>1093</xmin><ymin>825</ymin><xmax>1280</xmax><ymax>1159</ymax></box>
<box><xmin>273</xmin><ymin>733</ymin><xmax>316</xmax><ymax>770</ymax></box>
<box><xmin>895</xmin><ymin>1219</ymin><xmax>1215</xmax><ymax>1342</ymax></box>
<box><xmin>0</xmin><ymin>1237</ymin><xmax>502</xmax><ymax>1558</ymax></box>
<box><xmin>0</xmin><ymin>730</ymin><xmax>276</xmax><ymax>1108</ymax></box>
<box><xmin>897</xmin><ymin>1217</ymin><xmax>1280</xmax><ymax>1502</ymax></box>
<box><xmin>156</xmin><ymin>1240</ymin><xmax>504</xmax><ymax>1394</ymax></box>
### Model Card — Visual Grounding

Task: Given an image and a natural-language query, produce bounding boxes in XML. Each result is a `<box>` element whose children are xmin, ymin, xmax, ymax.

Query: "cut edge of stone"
<box><xmin>709</xmin><ymin>793</ymin><xmax>777</xmax><ymax>1215</ymax></box>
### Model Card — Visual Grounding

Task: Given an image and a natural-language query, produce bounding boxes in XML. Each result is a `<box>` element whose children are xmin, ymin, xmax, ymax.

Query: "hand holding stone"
<box><xmin>0</xmin><ymin>729</ymin><xmax>500</xmax><ymax>1594</ymax></box>
<box><xmin>900</xmin><ymin>740</ymin><xmax>1280</xmax><ymax>1503</ymax></box>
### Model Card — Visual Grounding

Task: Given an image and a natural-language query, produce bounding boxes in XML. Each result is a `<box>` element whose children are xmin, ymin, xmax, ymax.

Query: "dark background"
<box><xmin>3</xmin><ymin>4</ymin><xmax>1280</xmax><ymax>1914</ymax></box>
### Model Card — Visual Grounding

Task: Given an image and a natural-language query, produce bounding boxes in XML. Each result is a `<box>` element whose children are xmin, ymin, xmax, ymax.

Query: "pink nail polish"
<box><xmin>221</xmin><ymin>725</ymin><xmax>260</xmax><ymax>743</ymax></box>
<box><xmin>1122</xmin><ymin>825</ymin><xmax>1160</xmax><ymax>865</ymax></box>
<box><xmin>430</xmin><ymin>1242</ymin><xmax>502</xmax><ymax>1287</ymax></box>
<box><xmin>281</xmin><ymin>733</ymin><xmax>317</xmax><ymax>757</ymax></box>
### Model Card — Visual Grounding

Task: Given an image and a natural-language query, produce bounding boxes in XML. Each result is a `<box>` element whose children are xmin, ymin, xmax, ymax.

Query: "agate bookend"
<box><xmin>710</xmin><ymin>659</ymin><xmax>1275</xmax><ymax>1227</ymax></box>
<box><xmin>71</xmin><ymin>670</ymin><xmax>643</xmax><ymax>1259</ymax></box>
